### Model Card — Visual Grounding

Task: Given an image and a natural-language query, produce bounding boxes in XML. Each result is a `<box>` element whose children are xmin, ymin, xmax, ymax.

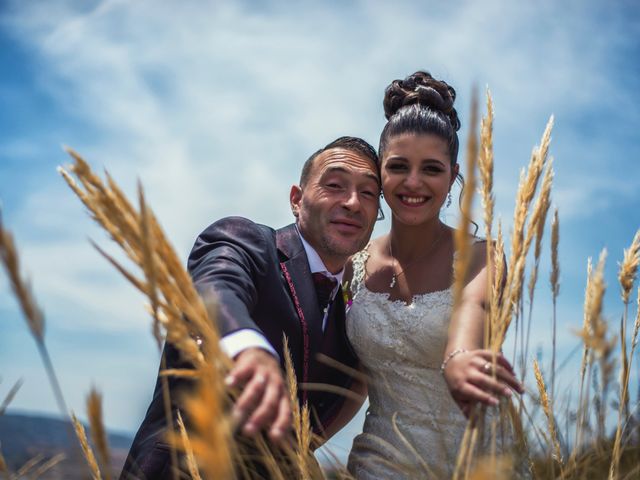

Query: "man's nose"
<box><xmin>342</xmin><ymin>189</ymin><xmax>361</xmax><ymax>211</ymax></box>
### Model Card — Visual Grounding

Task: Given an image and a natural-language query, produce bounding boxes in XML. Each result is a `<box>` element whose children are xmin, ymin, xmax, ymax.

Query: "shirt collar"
<box><xmin>296</xmin><ymin>226</ymin><xmax>344</xmax><ymax>285</ymax></box>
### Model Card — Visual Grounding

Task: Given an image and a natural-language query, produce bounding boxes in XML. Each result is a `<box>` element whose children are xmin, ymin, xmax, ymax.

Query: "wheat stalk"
<box><xmin>550</xmin><ymin>209</ymin><xmax>560</xmax><ymax>401</ymax></box>
<box><xmin>87</xmin><ymin>387</ymin><xmax>112</xmax><ymax>480</ymax></box>
<box><xmin>0</xmin><ymin>444</ymin><xmax>8</xmax><ymax>478</ymax></box>
<box><xmin>533</xmin><ymin>360</ymin><xmax>563</xmax><ymax>467</ymax></box>
<box><xmin>29</xmin><ymin>452</ymin><xmax>66</xmax><ymax>479</ymax></box>
<box><xmin>283</xmin><ymin>335</ymin><xmax>311</xmax><ymax>480</ymax></box>
<box><xmin>619</xmin><ymin>229</ymin><xmax>640</xmax><ymax>305</ymax></box>
<box><xmin>478</xmin><ymin>89</ymin><xmax>496</xmax><ymax>347</ymax></box>
<box><xmin>609</xmin><ymin>230</ymin><xmax>640</xmax><ymax>479</ymax></box>
<box><xmin>176</xmin><ymin>411</ymin><xmax>202</xmax><ymax>480</ymax></box>
<box><xmin>452</xmin><ymin>88</ymin><xmax>479</xmax><ymax>308</ymax></box>
<box><xmin>0</xmin><ymin>378</ymin><xmax>23</xmax><ymax>416</ymax></box>
<box><xmin>71</xmin><ymin>412</ymin><xmax>102</xmax><ymax>480</ymax></box>
<box><xmin>0</xmin><ymin>211</ymin><xmax>71</xmax><ymax>429</ymax></box>
<box><xmin>167</xmin><ymin>360</ymin><xmax>234</xmax><ymax>479</ymax></box>
<box><xmin>491</xmin><ymin>117</ymin><xmax>554</xmax><ymax>355</ymax></box>
<box><xmin>0</xmin><ymin>210</ymin><xmax>44</xmax><ymax>341</ymax></box>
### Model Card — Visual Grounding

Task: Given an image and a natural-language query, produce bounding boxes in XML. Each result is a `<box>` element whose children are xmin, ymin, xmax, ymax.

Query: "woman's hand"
<box><xmin>442</xmin><ymin>349</ymin><xmax>523</xmax><ymax>417</ymax></box>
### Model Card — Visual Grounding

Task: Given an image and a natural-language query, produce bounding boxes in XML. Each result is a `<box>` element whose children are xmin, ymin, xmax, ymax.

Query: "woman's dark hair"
<box><xmin>380</xmin><ymin>71</ymin><xmax>477</xmax><ymax>233</ymax></box>
<box><xmin>379</xmin><ymin>71</ymin><xmax>460</xmax><ymax>166</ymax></box>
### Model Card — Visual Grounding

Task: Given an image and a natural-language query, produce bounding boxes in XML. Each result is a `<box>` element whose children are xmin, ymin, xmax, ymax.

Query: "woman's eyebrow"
<box><xmin>422</xmin><ymin>158</ymin><xmax>446</xmax><ymax>165</ymax></box>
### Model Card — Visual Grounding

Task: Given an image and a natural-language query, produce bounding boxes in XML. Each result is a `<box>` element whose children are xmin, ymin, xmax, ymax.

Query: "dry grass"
<box><xmin>0</xmin><ymin>379</ymin><xmax>23</xmax><ymax>416</ymax></box>
<box><xmin>533</xmin><ymin>360</ymin><xmax>562</xmax><ymax>467</ymax></box>
<box><xmin>176</xmin><ymin>411</ymin><xmax>202</xmax><ymax>480</ymax></box>
<box><xmin>71</xmin><ymin>412</ymin><xmax>102</xmax><ymax>480</ymax></box>
<box><xmin>87</xmin><ymin>387</ymin><xmax>112</xmax><ymax>480</ymax></box>
<box><xmin>3</xmin><ymin>90</ymin><xmax>640</xmax><ymax>480</ymax></box>
<box><xmin>452</xmin><ymin>88</ymin><xmax>479</xmax><ymax>308</ymax></box>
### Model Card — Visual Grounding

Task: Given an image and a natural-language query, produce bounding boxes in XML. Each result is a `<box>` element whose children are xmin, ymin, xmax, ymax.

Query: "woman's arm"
<box><xmin>442</xmin><ymin>242</ymin><xmax>523</xmax><ymax>416</ymax></box>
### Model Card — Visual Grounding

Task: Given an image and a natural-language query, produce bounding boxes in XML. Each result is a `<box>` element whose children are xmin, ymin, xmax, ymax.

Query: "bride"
<box><xmin>342</xmin><ymin>71</ymin><xmax>523</xmax><ymax>478</ymax></box>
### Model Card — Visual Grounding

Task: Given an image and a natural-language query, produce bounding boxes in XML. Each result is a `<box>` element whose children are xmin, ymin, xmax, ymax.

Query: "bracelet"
<box><xmin>440</xmin><ymin>348</ymin><xmax>468</xmax><ymax>375</ymax></box>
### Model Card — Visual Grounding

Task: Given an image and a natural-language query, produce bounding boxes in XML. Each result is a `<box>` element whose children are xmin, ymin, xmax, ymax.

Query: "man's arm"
<box><xmin>188</xmin><ymin>217</ymin><xmax>291</xmax><ymax>440</ymax></box>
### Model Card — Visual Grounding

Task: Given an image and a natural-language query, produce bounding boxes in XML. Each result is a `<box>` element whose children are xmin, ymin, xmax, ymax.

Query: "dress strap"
<box><xmin>349</xmin><ymin>243</ymin><xmax>371</xmax><ymax>299</ymax></box>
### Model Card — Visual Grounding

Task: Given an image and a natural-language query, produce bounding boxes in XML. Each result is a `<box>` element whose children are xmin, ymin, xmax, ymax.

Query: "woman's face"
<box><xmin>381</xmin><ymin>133</ymin><xmax>458</xmax><ymax>226</ymax></box>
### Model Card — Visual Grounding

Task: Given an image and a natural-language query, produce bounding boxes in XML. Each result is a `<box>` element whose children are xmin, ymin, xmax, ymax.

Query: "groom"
<box><xmin>120</xmin><ymin>136</ymin><xmax>380</xmax><ymax>479</ymax></box>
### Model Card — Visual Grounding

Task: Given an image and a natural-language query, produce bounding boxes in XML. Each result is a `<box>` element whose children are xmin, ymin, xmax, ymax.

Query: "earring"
<box><xmin>376</xmin><ymin>207</ymin><xmax>385</xmax><ymax>221</ymax></box>
<box><xmin>446</xmin><ymin>192</ymin><xmax>452</xmax><ymax>208</ymax></box>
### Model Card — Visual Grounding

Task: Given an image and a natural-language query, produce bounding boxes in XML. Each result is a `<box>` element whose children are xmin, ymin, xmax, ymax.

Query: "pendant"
<box><xmin>390</xmin><ymin>274</ymin><xmax>397</xmax><ymax>288</ymax></box>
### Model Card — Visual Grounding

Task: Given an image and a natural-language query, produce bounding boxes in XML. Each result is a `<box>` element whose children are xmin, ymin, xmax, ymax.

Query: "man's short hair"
<box><xmin>299</xmin><ymin>136</ymin><xmax>379</xmax><ymax>186</ymax></box>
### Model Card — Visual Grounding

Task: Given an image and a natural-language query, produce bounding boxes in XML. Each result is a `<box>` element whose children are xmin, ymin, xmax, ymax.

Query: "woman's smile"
<box><xmin>398</xmin><ymin>194</ymin><xmax>430</xmax><ymax>206</ymax></box>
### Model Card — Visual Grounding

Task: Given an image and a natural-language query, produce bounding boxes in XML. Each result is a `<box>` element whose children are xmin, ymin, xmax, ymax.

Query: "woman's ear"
<box><xmin>290</xmin><ymin>185</ymin><xmax>302</xmax><ymax>217</ymax></box>
<box><xmin>450</xmin><ymin>163</ymin><xmax>460</xmax><ymax>189</ymax></box>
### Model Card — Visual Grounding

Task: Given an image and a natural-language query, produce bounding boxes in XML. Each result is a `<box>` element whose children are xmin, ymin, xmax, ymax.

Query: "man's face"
<box><xmin>290</xmin><ymin>148</ymin><xmax>380</xmax><ymax>273</ymax></box>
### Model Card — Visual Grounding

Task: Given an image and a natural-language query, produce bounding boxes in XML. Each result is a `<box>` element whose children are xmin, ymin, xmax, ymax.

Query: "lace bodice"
<box><xmin>346</xmin><ymin>246</ymin><xmax>468</xmax><ymax>479</ymax></box>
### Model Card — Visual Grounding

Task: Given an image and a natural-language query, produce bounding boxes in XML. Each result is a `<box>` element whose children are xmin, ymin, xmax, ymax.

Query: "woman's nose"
<box><xmin>403</xmin><ymin>170</ymin><xmax>422</xmax><ymax>189</ymax></box>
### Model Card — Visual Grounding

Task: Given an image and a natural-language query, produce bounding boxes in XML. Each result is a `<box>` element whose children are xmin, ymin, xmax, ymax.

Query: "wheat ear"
<box><xmin>71</xmin><ymin>412</ymin><xmax>102</xmax><ymax>480</ymax></box>
<box><xmin>87</xmin><ymin>387</ymin><xmax>112</xmax><ymax>480</ymax></box>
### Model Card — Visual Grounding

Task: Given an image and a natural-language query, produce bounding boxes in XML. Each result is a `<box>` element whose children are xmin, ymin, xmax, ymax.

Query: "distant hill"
<box><xmin>0</xmin><ymin>412</ymin><xmax>132</xmax><ymax>478</ymax></box>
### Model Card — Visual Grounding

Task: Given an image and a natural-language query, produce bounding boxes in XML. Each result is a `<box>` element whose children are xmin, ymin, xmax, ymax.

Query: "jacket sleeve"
<box><xmin>187</xmin><ymin>216</ymin><xmax>271</xmax><ymax>338</ymax></box>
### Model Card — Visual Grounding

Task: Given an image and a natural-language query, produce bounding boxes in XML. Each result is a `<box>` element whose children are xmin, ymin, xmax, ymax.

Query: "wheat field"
<box><xmin>2</xmin><ymin>91</ymin><xmax>640</xmax><ymax>479</ymax></box>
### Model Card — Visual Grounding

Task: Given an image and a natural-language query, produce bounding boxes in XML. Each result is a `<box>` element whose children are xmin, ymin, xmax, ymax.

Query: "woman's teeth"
<box><xmin>400</xmin><ymin>195</ymin><xmax>427</xmax><ymax>204</ymax></box>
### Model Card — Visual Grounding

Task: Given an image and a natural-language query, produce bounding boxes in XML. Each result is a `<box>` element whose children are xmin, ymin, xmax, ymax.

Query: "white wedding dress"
<box><xmin>346</xmin><ymin>244</ymin><xmax>482</xmax><ymax>479</ymax></box>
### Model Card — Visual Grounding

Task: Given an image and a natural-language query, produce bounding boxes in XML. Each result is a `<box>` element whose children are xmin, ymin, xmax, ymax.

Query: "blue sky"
<box><xmin>1</xmin><ymin>0</ymin><xmax>639</xmax><ymax>462</ymax></box>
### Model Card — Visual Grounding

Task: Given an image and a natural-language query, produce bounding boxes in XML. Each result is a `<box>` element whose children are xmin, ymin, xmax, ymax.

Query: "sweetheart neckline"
<box><xmin>359</xmin><ymin>282</ymin><xmax>453</xmax><ymax>307</ymax></box>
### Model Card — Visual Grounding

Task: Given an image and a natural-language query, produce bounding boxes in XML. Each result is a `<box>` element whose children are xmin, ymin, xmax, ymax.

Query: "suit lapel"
<box><xmin>276</xmin><ymin>225</ymin><xmax>323</xmax><ymax>393</ymax></box>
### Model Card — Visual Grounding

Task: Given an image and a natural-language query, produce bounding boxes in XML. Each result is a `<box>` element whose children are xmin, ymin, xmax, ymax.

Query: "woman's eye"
<box><xmin>387</xmin><ymin>163</ymin><xmax>406</xmax><ymax>171</ymax></box>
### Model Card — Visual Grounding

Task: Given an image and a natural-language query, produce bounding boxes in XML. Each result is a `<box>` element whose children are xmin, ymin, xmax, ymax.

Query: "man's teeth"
<box><xmin>401</xmin><ymin>196</ymin><xmax>427</xmax><ymax>204</ymax></box>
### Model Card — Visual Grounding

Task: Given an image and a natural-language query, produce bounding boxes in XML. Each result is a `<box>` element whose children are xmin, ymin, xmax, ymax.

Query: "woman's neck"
<box><xmin>388</xmin><ymin>216</ymin><xmax>446</xmax><ymax>262</ymax></box>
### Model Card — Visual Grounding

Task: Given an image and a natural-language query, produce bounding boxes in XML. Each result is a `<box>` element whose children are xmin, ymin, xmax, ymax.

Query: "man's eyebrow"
<box><xmin>324</xmin><ymin>166</ymin><xmax>379</xmax><ymax>181</ymax></box>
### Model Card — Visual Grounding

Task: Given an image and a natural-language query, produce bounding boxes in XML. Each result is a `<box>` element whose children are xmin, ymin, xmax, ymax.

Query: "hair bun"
<box><xmin>383</xmin><ymin>71</ymin><xmax>460</xmax><ymax>131</ymax></box>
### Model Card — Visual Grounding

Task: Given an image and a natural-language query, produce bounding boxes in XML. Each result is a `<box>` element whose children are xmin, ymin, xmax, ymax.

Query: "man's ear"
<box><xmin>290</xmin><ymin>185</ymin><xmax>302</xmax><ymax>218</ymax></box>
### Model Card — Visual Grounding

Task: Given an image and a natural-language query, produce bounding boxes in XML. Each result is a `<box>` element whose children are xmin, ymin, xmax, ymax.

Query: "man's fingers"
<box><xmin>269</xmin><ymin>395</ymin><xmax>292</xmax><ymax>441</ymax></box>
<box><xmin>233</xmin><ymin>372</ymin><xmax>268</xmax><ymax>427</ymax></box>
<box><xmin>225</xmin><ymin>361</ymin><xmax>257</xmax><ymax>388</ymax></box>
<box><xmin>245</xmin><ymin>380</ymin><xmax>282</xmax><ymax>435</ymax></box>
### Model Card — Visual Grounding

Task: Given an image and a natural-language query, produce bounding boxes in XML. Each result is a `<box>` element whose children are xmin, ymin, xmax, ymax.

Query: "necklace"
<box><xmin>388</xmin><ymin>227</ymin><xmax>445</xmax><ymax>288</ymax></box>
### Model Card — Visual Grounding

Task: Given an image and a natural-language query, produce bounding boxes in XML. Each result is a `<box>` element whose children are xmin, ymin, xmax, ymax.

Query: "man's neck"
<box><xmin>296</xmin><ymin>227</ymin><xmax>345</xmax><ymax>278</ymax></box>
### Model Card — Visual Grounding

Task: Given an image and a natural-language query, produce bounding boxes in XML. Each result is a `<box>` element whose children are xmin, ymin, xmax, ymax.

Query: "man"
<box><xmin>121</xmin><ymin>136</ymin><xmax>380</xmax><ymax>479</ymax></box>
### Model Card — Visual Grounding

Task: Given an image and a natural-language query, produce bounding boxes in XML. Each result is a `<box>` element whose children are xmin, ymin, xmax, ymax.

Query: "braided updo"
<box><xmin>379</xmin><ymin>71</ymin><xmax>460</xmax><ymax>167</ymax></box>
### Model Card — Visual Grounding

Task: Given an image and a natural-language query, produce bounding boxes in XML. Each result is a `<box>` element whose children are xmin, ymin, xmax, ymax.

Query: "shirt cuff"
<box><xmin>220</xmin><ymin>329</ymin><xmax>280</xmax><ymax>361</ymax></box>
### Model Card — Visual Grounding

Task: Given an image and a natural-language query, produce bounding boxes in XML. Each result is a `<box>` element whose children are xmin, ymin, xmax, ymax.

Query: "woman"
<box><xmin>343</xmin><ymin>71</ymin><xmax>522</xmax><ymax>478</ymax></box>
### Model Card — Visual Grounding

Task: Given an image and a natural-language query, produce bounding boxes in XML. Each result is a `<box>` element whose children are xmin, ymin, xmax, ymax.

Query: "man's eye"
<box><xmin>361</xmin><ymin>189</ymin><xmax>377</xmax><ymax>198</ymax></box>
<box><xmin>326</xmin><ymin>182</ymin><xmax>342</xmax><ymax>189</ymax></box>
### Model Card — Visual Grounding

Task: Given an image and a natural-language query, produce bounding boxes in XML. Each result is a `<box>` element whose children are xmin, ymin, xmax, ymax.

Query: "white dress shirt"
<box><xmin>219</xmin><ymin>227</ymin><xmax>343</xmax><ymax>360</ymax></box>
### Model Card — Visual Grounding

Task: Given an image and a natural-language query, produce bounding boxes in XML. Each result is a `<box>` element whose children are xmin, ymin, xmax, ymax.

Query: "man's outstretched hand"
<box><xmin>225</xmin><ymin>347</ymin><xmax>292</xmax><ymax>442</ymax></box>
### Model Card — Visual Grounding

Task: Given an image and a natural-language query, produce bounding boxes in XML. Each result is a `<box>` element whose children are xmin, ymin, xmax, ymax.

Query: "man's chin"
<box><xmin>325</xmin><ymin>237</ymin><xmax>368</xmax><ymax>258</ymax></box>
